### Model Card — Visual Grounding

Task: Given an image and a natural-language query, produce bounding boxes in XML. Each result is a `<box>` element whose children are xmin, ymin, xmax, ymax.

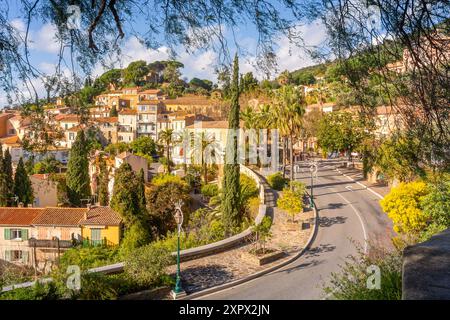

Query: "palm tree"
<box><xmin>272</xmin><ymin>85</ymin><xmax>306</xmax><ymax>184</ymax></box>
<box><xmin>191</xmin><ymin>131</ymin><xmax>219</xmax><ymax>184</ymax></box>
<box><xmin>158</xmin><ymin>128</ymin><xmax>174</xmax><ymax>173</ymax></box>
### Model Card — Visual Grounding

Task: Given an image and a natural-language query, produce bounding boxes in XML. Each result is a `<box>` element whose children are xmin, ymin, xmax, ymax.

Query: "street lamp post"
<box><xmin>171</xmin><ymin>200</ymin><xmax>186</xmax><ymax>299</ymax></box>
<box><xmin>309</xmin><ymin>161</ymin><xmax>318</xmax><ymax>208</ymax></box>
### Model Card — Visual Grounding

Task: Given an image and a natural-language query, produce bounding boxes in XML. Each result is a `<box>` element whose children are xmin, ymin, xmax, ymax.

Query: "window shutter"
<box><xmin>5</xmin><ymin>250</ymin><xmax>11</xmax><ymax>261</ymax></box>
<box><xmin>22</xmin><ymin>229</ymin><xmax>29</xmax><ymax>240</ymax></box>
<box><xmin>4</xmin><ymin>229</ymin><xmax>11</xmax><ymax>240</ymax></box>
<box><xmin>22</xmin><ymin>251</ymin><xmax>29</xmax><ymax>264</ymax></box>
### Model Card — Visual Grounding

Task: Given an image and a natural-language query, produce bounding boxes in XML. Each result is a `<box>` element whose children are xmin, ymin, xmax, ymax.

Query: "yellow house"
<box><xmin>80</xmin><ymin>206</ymin><xmax>122</xmax><ymax>246</ymax></box>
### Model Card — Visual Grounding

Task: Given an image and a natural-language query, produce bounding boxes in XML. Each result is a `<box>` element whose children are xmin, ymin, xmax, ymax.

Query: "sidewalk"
<box><xmin>167</xmin><ymin>204</ymin><xmax>315</xmax><ymax>295</ymax></box>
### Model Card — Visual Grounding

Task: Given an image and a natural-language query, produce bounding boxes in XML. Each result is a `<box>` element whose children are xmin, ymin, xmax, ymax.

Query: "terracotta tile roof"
<box><xmin>67</xmin><ymin>125</ymin><xmax>83</xmax><ymax>132</ymax></box>
<box><xmin>32</xmin><ymin>208</ymin><xmax>87</xmax><ymax>226</ymax></box>
<box><xmin>94</xmin><ymin>117</ymin><xmax>118</xmax><ymax>123</ymax></box>
<box><xmin>80</xmin><ymin>207</ymin><xmax>122</xmax><ymax>226</ymax></box>
<box><xmin>0</xmin><ymin>135</ymin><xmax>21</xmax><ymax>146</ymax></box>
<box><xmin>0</xmin><ymin>208</ymin><xmax>44</xmax><ymax>226</ymax></box>
<box><xmin>119</xmin><ymin>109</ymin><xmax>137</xmax><ymax>115</ymax></box>
<box><xmin>57</xmin><ymin>114</ymin><xmax>80</xmax><ymax>122</ymax></box>
<box><xmin>31</xmin><ymin>174</ymin><xmax>50</xmax><ymax>180</ymax></box>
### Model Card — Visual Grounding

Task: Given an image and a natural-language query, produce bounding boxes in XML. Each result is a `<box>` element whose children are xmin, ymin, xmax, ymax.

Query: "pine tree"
<box><xmin>98</xmin><ymin>156</ymin><xmax>109</xmax><ymax>206</ymax></box>
<box><xmin>14</xmin><ymin>157</ymin><xmax>33</xmax><ymax>206</ymax></box>
<box><xmin>109</xmin><ymin>105</ymin><xmax>118</xmax><ymax>117</ymax></box>
<box><xmin>0</xmin><ymin>145</ymin><xmax>7</xmax><ymax>206</ymax></box>
<box><xmin>66</xmin><ymin>130</ymin><xmax>91</xmax><ymax>206</ymax></box>
<box><xmin>3</xmin><ymin>149</ymin><xmax>14</xmax><ymax>206</ymax></box>
<box><xmin>222</xmin><ymin>54</ymin><xmax>242</xmax><ymax>232</ymax></box>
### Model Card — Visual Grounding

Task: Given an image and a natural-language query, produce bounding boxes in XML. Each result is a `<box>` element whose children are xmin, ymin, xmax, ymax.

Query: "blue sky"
<box><xmin>0</xmin><ymin>1</ymin><xmax>327</xmax><ymax>107</ymax></box>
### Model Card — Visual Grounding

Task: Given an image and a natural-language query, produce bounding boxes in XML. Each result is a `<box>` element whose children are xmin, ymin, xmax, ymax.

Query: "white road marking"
<box><xmin>335</xmin><ymin>192</ymin><xmax>369</xmax><ymax>254</ymax></box>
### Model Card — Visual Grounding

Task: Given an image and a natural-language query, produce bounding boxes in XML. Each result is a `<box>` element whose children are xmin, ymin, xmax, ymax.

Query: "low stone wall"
<box><xmin>1</xmin><ymin>166</ymin><xmax>271</xmax><ymax>290</ymax></box>
<box><xmin>402</xmin><ymin>228</ymin><xmax>450</xmax><ymax>300</ymax></box>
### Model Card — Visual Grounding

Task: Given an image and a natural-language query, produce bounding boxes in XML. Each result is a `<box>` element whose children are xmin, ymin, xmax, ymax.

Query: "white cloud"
<box><xmin>30</xmin><ymin>23</ymin><xmax>61</xmax><ymax>53</ymax></box>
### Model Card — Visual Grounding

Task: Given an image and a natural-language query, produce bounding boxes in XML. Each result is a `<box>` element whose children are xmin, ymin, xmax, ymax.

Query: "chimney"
<box><xmin>27</xmin><ymin>204</ymin><xmax>33</xmax><ymax>208</ymax></box>
<box><xmin>18</xmin><ymin>202</ymin><xmax>24</xmax><ymax>208</ymax></box>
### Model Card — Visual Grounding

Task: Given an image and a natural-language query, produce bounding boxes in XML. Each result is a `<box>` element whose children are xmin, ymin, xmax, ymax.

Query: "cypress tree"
<box><xmin>111</xmin><ymin>163</ymin><xmax>152</xmax><ymax>253</ymax></box>
<box><xmin>0</xmin><ymin>145</ymin><xmax>7</xmax><ymax>206</ymax></box>
<box><xmin>3</xmin><ymin>149</ymin><xmax>14</xmax><ymax>206</ymax></box>
<box><xmin>109</xmin><ymin>105</ymin><xmax>118</xmax><ymax>117</ymax></box>
<box><xmin>14</xmin><ymin>157</ymin><xmax>33</xmax><ymax>206</ymax></box>
<box><xmin>66</xmin><ymin>130</ymin><xmax>91</xmax><ymax>206</ymax></box>
<box><xmin>98</xmin><ymin>156</ymin><xmax>109</xmax><ymax>206</ymax></box>
<box><xmin>110</xmin><ymin>163</ymin><xmax>141</xmax><ymax>226</ymax></box>
<box><xmin>222</xmin><ymin>54</ymin><xmax>242</xmax><ymax>232</ymax></box>
<box><xmin>137</xmin><ymin>168</ymin><xmax>146</xmax><ymax>209</ymax></box>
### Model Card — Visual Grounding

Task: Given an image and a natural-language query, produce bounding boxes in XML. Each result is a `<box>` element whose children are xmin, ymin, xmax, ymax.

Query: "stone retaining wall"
<box><xmin>402</xmin><ymin>228</ymin><xmax>450</xmax><ymax>300</ymax></box>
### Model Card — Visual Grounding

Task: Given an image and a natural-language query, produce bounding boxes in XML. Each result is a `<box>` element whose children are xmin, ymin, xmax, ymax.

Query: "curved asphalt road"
<box><xmin>198</xmin><ymin>159</ymin><xmax>394</xmax><ymax>300</ymax></box>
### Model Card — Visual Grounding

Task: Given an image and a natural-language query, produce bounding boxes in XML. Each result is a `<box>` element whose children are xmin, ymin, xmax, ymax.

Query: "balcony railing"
<box><xmin>28</xmin><ymin>238</ymin><xmax>75</xmax><ymax>249</ymax></box>
<box><xmin>81</xmin><ymin>237</ymin><xmax>117</xmax><ymax>248</ymax></box>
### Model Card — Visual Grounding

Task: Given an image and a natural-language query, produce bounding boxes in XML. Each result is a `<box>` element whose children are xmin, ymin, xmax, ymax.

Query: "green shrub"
<box><xmin>201</xmin><ymin>183</ymin><xmax>219</xmax><ymax>198</ymax></box>
<box><xmin>240</xmin><ymin>174</ymin><xmax>259</xmax><ymax>198</ymax></box>
<box><xmin>323</xmin><ymin>244</ymin><xmax>402</xmax><ymax>300</ymax></box>
<box><xmin>267</xmin><ymin>172</ymin><xmax>288</xmax><ymax>191</ymax></box>
<box><xmin>0</xmin><ymin>281</ymin><xmax>61</xmax><ymax>300</ymax></box>
<box><xmin>59</xmin><ymin>246</ymin><xmax>119</xmax><ymax>270</ymax></box>
<box><xmin>124</xmin><ymin>243</ymin><xmax>173</xmax><ymax>286</ymax></box>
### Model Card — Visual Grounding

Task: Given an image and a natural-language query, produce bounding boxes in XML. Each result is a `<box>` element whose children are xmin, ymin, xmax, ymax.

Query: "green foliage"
<box><xmin>147</xmin><ymin>174</ymin><xmax>191</xmax><ymax>237</ymax></box>
<box><xmin>66</xmin><ymin>130</ymin><xmax>91</xmax><ymax>206</ymax></box>
<box><xmin>104</xmin><ymin>142</ymin><xmax>129</xmax><ymax>156</ymax></box>
<box><xmin>375</xmin><ymin>132</ymin><xmax>423</xmax><ymax>182</ymax></box>
<box><xmin>267</xmin><ymin>172</ymin><xmax>288</xmax><ymax>191</ymax></box>
<box><xmin>324</xmin><ymin>245</ymin><xmax>402</xmax><ymax>300</ymax></box>
<box><xmin>185</xmin><ymin>165</ymin><xmax>202</xmax><ymax>191</ymax></box>
<box><xmin>252</xmin><ymin>216</ymin><xmax>273</xmax><ymax>253</ymax></box>
<box><xmin>118</xmin><ymin>221</ymin><xmax>152</xmax><ymax>259</ymax></box>
<box><xmin>240</xmin><ymin>72</ymin><xmax>259</xmax><ymax>92</ymax></box>
<box><xmin>277</xmin><ymin>181</ymin><xmax>306</xmax><ymax>222</ymax></box>
<box><xmin>0</xmin><ymin>145</ymin><xmax>8</xmax><ymax>206</ymax></box>
<box><xmin>0</xmin><ymin>281</ymin><xmax>61</xmax><ymax>300</ymax></box>
<box><xmin>130</xmin><ymin>136</ymin><xmax>157</xmax><ymax>156</ymax></box>
<box><xmin>380</xmin><ymin>181</ymin><xmax>429</xmax><ymax>236</ymax></box>
<box><xmin>76</xmin><ymin>272</ymin><xmax>118</xmax><ymax>300</ymax></box>
<box><xmin>13</xmin><ymin>157</ymin><xmax>34</xmax><ymax>206</ymax></box>
<box><xmin>189</xmin><ymin>77</ymin><xmax>213</xmax><ymax>91</ymax></box>
<box><xmin>111</xmin><ymin>163</ymin><xmax>145</xmax><ymax>226</ymax></box>
<box><xmin>317</xmin><ymin>111</ymin><xmax>369</xmax><ymax>158</ymax></box>
<box><xmin>124</xmin><ymin>243</ymin><xmax>173</xmax><ymax>286</ymax></box>
<box><xmin>94</xmin><ymin>69</ymin><xmax>122</xmax><ymax>90</ymax></box>
<box><xmin>97</xmin><ymin>156</ymin><xmax>109</xmax><ymax>206</ymax></box>
<box><xmin>2</xmin><ymin>148</ymin><xmax>14</xmax><ymax>206</ymax></box>
<box><xmin>109</xmin><ymin>105</ymin><xmax>118</xmax><ymax>117</ymax></box>
<box><xmin>33</xmin><ymin>156</ymin><xmax>62</xmax><ymax>174</ymax></box>
<box><xmin>201</xmin><ymin>183</ymin><xmax>219</xmax><ymax>198</ymax></box>
<box><xmin>123</xmin><ymin>60</ymin><xmax>149</xmax><ymax>87</ymax></box>
<box><xmin>222</xmin><ymin>54</ymin><xmax>242</xmax><ymax>232</ymax></box>
<box><xmin>59</xmin><ymin>246</ymin><xmax>119</xmax><ymax>270</ymax></box>
<box><xmin>240</xmin><ymin>174</ymin><xmax>259</xmax><ymax>198</ymax></box>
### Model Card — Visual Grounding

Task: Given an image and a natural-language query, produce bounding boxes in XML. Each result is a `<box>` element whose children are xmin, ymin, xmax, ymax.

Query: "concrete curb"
<box><xmin>334</xmin><ymin>168</ymin><xmax>384</xmax><ymax>200</ymax></box>
<box><xmin>180</xmin><ymin>198</ymin><xmax>319</xmax><ymax>300</ymax></box>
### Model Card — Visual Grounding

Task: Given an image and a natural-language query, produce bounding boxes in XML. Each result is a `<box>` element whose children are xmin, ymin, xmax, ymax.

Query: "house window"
<box><xmin>91</xmin><ymin>229</ymin><xmax>102</xmax><ymax>246</ymax></box>
<box><xmin>4</xmin><ymin>228</ymin><xmax>29</xmax><ymax>240</ymax></box>
<box><xmin>5</xmin><ymin>250</ymin><xmax>28</xmax><ymax>263</ymax></box>
<box><xmin>11</xmin><ymin>229</ymin><xmax>22</xmax><ymax>240</ymax></box>
<box><xmin>69</xmin><ymin>133</ymin><xmax>75</xmax><ymax>140</ymax></box>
